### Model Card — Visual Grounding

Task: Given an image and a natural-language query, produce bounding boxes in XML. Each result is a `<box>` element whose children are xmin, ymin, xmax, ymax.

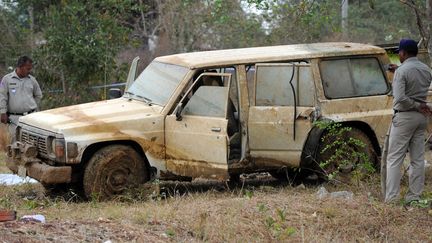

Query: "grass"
<box><xmin>0</xmin><ymin>150</ymin><xmax>10</xmax><ymax>174</ymax></box>
<box><xmin>0</xmin><ymin>173</ymin><xmax>431</xmax><ymax>242</ymax></box>
<box><xmin>0</xmin><ymin>124</ymin><xmax>9</xmax><ymax>152</ymax></box>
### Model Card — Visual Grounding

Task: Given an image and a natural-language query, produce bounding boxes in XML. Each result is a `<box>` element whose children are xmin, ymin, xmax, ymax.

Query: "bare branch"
<box><xmin>400</xmin><ymin>0</ymin><xmax>428</xmax><ymax>47</ymax></box>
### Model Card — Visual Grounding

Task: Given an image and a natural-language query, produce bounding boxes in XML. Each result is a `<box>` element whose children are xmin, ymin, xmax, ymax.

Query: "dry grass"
<box><xmin>0</xmin><ymin>173</ymin><xmax>431</xmax><ymax>242</ymax></box>
<box><xmin>0</xmin><ymin>125</ymin><xmax>11</xmax><ymax>174</ymax></box>
<box><xmin>0</xmin><ymin>124</ymin><xmax>8</xmax><ymax>152</ymax></box>
<box><xmin>0</xmin><ymin>152</ymin><xmax>10</xmax><ymax>174</ymax></box>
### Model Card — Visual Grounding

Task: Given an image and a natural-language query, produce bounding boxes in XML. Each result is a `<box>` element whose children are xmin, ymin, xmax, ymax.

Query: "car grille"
<box><xmin>21</xmin><ymin>131</ymin><xmax>48</xmax><ymax>157</ymax></box>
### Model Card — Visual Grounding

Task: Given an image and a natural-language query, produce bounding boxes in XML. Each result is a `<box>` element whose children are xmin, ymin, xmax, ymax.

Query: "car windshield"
<box><xmin>126</xmin><ymin>61</ymin><xmax>189</xmax><ymax>106</ymax></box>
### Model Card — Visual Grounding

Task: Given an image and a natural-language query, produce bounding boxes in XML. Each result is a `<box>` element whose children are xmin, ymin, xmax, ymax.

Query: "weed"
<box><xmin>314</xmin><ymin>121</ymin><xmax>376</xmax><ymax>184</ymax></box>
<box><xmin>23</xmin><ymin>199</ymin><xmax>40</xmax><ymax>210</ymax></box>
<box><xmin>263</xmin><ymin>207</ymin><xmax>296</xmax><ymax>240</ymax></box>
<box><xmin>89</xmin><ymin>193</ymin><xmax>101</xmax><ymax>207</ymax></box>
<box><xmin>257</xmin><ymin>203</ymin><xmax>268</xmax><ymax>213</ymax></box>
<box><xmin>244</xmin><ymin>189</ymin><xmax>253</xmax><ymax>199</ymax></box>
<box><xmin>0</xmin><ymin>196</ymin><xmax>13</xmax><ymax>209</ymax></box>
<box><xmin>276</xmin><ymin>208</ymin><xmax>286</xmax><ymax>221</ymax></box>
<box><xmin>165</xmin><ymin>228</ymin><xmax>176</xmax><ymax>238</ymax></box>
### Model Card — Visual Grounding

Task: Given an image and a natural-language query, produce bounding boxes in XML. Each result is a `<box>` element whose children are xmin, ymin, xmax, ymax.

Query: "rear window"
<box><xmin>320</xmin><ymin>57</ymin><xmax>388</xmax><ymax>99</ymax></box>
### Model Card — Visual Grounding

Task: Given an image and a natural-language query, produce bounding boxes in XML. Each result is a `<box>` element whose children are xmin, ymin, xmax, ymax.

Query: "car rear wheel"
<box><xmin>83</xmin><ymin>145</ymin><xmax>148</xmax><ymax>200</ymax></box>
<box><xmin>315</xmin><ymin>127</ymin><xmax>377</xmax><ymax>182</ymax></box>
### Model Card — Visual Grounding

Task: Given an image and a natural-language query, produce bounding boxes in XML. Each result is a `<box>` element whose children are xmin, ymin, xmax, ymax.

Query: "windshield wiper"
<box><xmin>125</xmin><ymin>91</ymin><xmax>156</xmax><ymax>105</ymax></box>
<box><xmin>135</xmin><ymin>94</ymin><xmax>153</xmax><ymax>104</ymax></box>
<box><xmin>124</xmin><ymin>91</ymin><xmax>135</xmax><ymax>97</ymax></box>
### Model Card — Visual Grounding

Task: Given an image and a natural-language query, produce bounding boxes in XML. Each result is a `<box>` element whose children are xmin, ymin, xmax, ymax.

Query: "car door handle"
<box><xmin>211</xmin><ymin>127</ymin><xmax>221</xmax><ymax>132</ymax></box>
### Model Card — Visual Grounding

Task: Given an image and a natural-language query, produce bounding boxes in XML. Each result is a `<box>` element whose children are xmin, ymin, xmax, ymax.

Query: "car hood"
<box><xmin>19</xmin><ymin>97</ymin><xmax>163</xmax><ymax>134</ymax></box>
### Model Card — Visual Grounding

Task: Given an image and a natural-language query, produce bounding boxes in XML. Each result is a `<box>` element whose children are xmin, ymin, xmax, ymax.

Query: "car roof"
<box><xmin>155</xmin><ymin>42</ymin><xmax>385</xmax><ymax>69</ymax></box>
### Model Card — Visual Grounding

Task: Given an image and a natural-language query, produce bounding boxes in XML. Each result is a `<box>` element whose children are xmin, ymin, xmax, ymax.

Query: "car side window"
<box><xmin>254</xmin><ymin>63</ymin><xmax>314</xmax><ymax>106</ymax></box>
<box><xmin>320</xmin><ymin>57</ymin><xmax>388</xmax><ymax>99</ymax></box>
<box><xmin>182</xmin><ymin>86</ymin><xmax>228</xmax><ymax>118</ymax></box>
<box><xmin>179</xmin><ymin>73</ymin><xmax>231</xmax><ymax>118</ymax></box>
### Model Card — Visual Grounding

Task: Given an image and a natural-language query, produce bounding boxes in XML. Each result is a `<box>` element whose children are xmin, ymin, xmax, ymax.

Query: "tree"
<box><xmin>155</xmin><ymin>0</ymin><xmax>267</xmax><ymax>54</ymax></box>
<box><xmin>400</xmin><ymin>0</ymin><xmax>432</xmax><ymax>63</ymax></box>
<box><xmin>0</xmin><ymin>2</ymin><xmax>32</xmax><ymax>74</ymax></box>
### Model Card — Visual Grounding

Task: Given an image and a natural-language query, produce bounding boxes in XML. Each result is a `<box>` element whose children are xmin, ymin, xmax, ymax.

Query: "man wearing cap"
<box><xmin>0</xmin><ymin>56</ymin><xmax>42</xmax><ymax>142</ymax></box>
<box><xmin>385</xmin><ymin>39</ymin><xmax>432</xmax><ymax>204</ymax></box>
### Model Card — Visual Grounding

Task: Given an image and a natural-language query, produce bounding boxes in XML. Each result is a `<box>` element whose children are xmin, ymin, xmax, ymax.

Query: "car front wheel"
<box><xmin>83</xmin><ymin>145</ymin><xmax>148</xmax><ymax>200</ymax></box>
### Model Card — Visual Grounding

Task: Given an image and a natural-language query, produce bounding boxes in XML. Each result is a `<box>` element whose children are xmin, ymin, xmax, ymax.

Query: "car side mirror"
<box><xmin>108</xmin><ymin>88</ymin><xmax>122</xmax><ymax>99</ymax></box>
<box><xmin>175</xmin><ymin>103</ymin><xmax>183</xmax><ymax>121</ymax></box>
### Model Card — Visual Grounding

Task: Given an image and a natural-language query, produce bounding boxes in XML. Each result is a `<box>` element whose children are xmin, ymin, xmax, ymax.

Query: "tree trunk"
<box><xmin>61</xmin><ymin>70</ymin><xmax>67</xmax><ymax>95</ymax></box>
<box><xmin>28</xmin><ymin>5</ymin><xmax>34</xmax><ymax>52</ymax></box>
<box><xmin>427</xmin><ymin>0</ymin><xmax>432</xmax><ymax>64</ymax></box>
<box><xmin>341</xmin><ymin>0</ymin><xmax>349</xmax><ymax>40</ymax></box>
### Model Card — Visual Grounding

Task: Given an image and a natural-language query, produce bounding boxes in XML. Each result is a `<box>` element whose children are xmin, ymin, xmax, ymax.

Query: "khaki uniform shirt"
<box><xmin>0</xmin><ymin>71</ymin><xmax>42</xmax><ymax>114</ymax></box>
<box><xmin>392</xmin><ymin>57</ymin><xmax>432</xmax><ymax>111</ymax></box>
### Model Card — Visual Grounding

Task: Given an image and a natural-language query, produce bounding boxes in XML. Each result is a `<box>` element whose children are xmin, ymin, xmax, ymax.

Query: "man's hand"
<box><xmin>387</xmin><ymin>64</ymin><xmax>399</xmax><ymax>73</ymax></box>
<box><xmin>419</xmin><ymin>103</ymin><xmax>432</xmax><ymax>116</ymax></box>
<box><xmin>0</xmin><ymin>113</ymin><xmax>8</xmax><ymax>124</ymax></box>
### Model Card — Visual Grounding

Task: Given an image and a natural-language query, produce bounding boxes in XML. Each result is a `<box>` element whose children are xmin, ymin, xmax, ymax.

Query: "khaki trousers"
<box><xmin>385</xmin><ymin>111</ymin><xmax>426</xmax><ymax>203</ymax></box>
<box><xmin>7</xmin><ymin>115</ymin><xmax>20</xmax><ymax>143</ymax></box>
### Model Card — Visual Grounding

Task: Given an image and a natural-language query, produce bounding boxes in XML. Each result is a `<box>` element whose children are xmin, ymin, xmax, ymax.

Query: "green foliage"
<box><xmin>0</xmin><ymin>2</ymin><xmax>33</xmax><ymax>72</ymax></box>
<box><xmin>22</xmin><ymin>199</ymin><xmax>40</xmax><ymax>210</ymax></box>
<box><xmin>244</xmin><ymin>189</ymin><xmax>254</xmax><ymax>199</ymax></box>
<box><xmin>314</xmin><ymin>121</ymin><xmax>376</xmax><ymax>184</ymax></box>
<box><xmin>260</xmin><ymin>206</ymin><xmax>296</xmax><ymax>240</ymax></box>
<box><xmin>244</xmin><ymin>0</ymin><xmax>275</xmax><ymax>10</ymax></box>
<box><xmin>36</xmin><ymin>1</ymin><xmax>136</xmax><ymax>85</ymax></box>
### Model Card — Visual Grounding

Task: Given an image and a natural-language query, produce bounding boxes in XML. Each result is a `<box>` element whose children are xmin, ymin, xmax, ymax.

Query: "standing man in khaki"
<box><xmin>0</xmin><ymin>56</ymin><xmax>42</xmax><ymax>142</ymax></box>
<box><xmin>385</xmin><ymin>39</ymin><xmax>432</xmax><ymax>204</ymax></box>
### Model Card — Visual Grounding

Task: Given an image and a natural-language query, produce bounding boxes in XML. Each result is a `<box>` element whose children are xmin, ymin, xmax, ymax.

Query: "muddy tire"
<box><xmin>269</xmin><ymin>168</ymin><xmax>302</xmax><ymax>183</ymax></box>
<box><xmin>315</xmin><ymin>127</ymin><xmax>377</xmax><ymax>181</ymax></box>
<box><xmin>83</xmin><ymin>145</ymin><xmax>148</xmax><ymax>200</ymax></box>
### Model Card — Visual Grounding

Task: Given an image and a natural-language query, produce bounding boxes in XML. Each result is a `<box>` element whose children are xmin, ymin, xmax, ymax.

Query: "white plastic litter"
<box><xmin>330</xmin><ymin>191</ymin><xmax>354</xmax><ymax>200</ymax></box>
<box><xmin>316</xmin><ymin>186</ymin><xmax>353</xmax><ymax>200</ymax></box>
<box><xmin>0</xmin><ymin>174</ymin><xmax>38</xmax><ymax>185</ymax></box>
<box><xmin>20</xmin><ymin>214</ymin><xmax>46</xmax><ymax>223</ymax></box>
<box><xmin>316</xmin><ymin>186</ymin><xmax>329</xmax><ymax>199</ymax></box>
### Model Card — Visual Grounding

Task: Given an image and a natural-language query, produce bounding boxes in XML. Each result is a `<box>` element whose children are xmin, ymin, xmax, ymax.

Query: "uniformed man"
<box><xmin>385</xmin><ymin>39</ymin><xmax>432</xmax><ymax>204</ymax></box>
<box><xmin>0</xmin><ymin>56</ymin><xmax>42</xmax><ymax>142</ymax></box>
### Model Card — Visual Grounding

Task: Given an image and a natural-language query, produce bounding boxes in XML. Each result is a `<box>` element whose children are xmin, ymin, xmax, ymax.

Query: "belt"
<box><xmin>7</xmin><ymin>109</ymin><xmax>36</xmax><ymax>116</ymax></box>
<box><xmin>394</xmin><ymin>109</ymin><xmax>416</xmax><ymax>114</ymax></box>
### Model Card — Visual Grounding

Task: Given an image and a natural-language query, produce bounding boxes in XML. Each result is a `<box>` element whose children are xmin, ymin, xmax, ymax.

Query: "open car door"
<box><xmin>165</xmin><ymin>73</ymin><xmax>232</xmax><ymax>180</ymax></box>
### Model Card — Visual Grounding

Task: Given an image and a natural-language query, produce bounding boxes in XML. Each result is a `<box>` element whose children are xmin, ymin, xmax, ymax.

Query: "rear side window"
<box><xmin>255</xmin><ymin>63</ymin><xmax>314</xmax><ymax>106</ymax></box>
<box><xmin>320</xmin><ymin>57</ymin><xmax>388</xmax><ymax>99</ymax></box>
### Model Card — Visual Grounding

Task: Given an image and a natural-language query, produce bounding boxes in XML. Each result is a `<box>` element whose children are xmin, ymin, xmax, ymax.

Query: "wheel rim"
<box><xmin>105</xmin><ymin>167</ymin><xmax>130</xmax><ymax>193</ymax></box>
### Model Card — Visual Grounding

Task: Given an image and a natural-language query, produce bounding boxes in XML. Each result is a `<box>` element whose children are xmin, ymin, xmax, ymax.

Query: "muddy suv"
<box><xmin>7</xmin><ymin>43</ymin><xmax>396</xmax><ymax>199</ymax></box>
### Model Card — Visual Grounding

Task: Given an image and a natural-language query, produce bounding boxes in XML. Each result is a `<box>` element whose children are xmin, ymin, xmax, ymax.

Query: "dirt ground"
<box><xmin>0</xmin><ymin>153</ymin><xmax>431</xmax><ymax>242</ymax></box>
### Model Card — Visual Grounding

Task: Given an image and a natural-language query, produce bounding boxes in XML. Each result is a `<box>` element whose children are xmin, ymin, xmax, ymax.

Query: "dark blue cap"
<box><xmin>396</xmin><ymin>39</ymin><xmax>418</xmax><ymax>53</ymax></box>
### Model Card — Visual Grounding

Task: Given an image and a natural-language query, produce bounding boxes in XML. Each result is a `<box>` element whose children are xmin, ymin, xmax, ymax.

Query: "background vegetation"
<box><xmin>0</xmin><ymin>0</ymin><xmax>429</xmax><ymax>109</ymax></box>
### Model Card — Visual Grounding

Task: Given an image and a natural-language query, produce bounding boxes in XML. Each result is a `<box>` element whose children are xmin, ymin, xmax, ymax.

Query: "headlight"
<box><xmin>54</xmin><ymin>139</ymin><xmax>65</xmax><ymax>161</ymax></box>
<box><xmin>48</xmin><ymin>136</ymin><xmax>65</xmax><ymax>162</ymax></box>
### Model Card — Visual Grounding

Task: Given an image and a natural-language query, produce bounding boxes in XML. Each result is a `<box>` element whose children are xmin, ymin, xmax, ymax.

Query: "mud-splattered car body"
<box><xmin>7</xmin><ymin>42</ymin><xmax>403</xmax><ymax>197</ymax></box>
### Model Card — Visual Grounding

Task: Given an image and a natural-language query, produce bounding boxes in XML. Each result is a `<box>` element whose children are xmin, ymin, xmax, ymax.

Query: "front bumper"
<box><xmin>6</xmin><ymin>142</ymin><xmax>72</xmax><ymax>184</ymax></box>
